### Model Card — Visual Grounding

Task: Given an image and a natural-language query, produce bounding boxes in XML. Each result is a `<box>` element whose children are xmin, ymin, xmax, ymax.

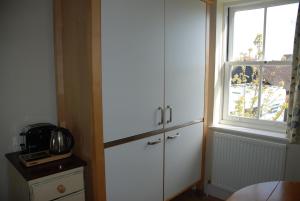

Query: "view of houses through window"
<box><xmin>225</xmin><ymin>2</ymin><xmax>298</xmax><ymax>124</ymax></box>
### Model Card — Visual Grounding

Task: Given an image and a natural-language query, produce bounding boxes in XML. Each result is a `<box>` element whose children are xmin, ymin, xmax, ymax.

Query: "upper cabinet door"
<box><xmin>165</xmin><ymin>0</ymin><xmax>206</xmax><ymax>128</ymax></box>
<box><xmin>101</xmin><ymin>0</ymin><xmax>164</xmax><ymax>142</ymax></box>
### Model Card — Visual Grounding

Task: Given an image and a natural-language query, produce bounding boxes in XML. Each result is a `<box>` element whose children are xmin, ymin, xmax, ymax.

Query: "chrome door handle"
<box><xmin>158</xmin><ymin>107</ymin><xmax>164</xmax><ymax>125</ymax></box>
<box><xmin>147</xmin><ymin>139</ymin><xmax>162</xmax><ymax>145</ymax></box>
<box><xmin>166</xmin><ymin>105</ymin><xmax>172</xmax><ymax>124</ymax></box>
<box><xmin>167</xmin><ymin>133</ymin><xmax>180</xmax><ymax>140</ymax></box>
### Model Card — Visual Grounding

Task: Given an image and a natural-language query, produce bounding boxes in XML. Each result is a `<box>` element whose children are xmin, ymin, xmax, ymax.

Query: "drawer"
<box><xmin>56</xmin><ymin>190</ymin><xmax>85</xmax><ymax>201</ymax></box>
<box><xmin>30</xmin><ymin>171</ymin><xmax>84</xmax><ymax>201</ymax></box>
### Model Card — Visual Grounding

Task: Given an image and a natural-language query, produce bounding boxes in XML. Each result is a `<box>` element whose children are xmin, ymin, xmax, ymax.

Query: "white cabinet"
<box><xmin>30</xmin><ymin>170</ymin><xmax>84</xmax><ymax>201</ymax></box>
<box><xmin>7</xmin><ymin>161</ymin><xmax>85</xmax><ymax>201</ymax></box>
<box><xmin>55</xmin><ymin>0</ymin><xmax>207</xmax><ymax>200</ymax></box>
<box><xmin>102</xmin><ymin>0</ymin><xmax>206</xmax><ymax>200</ymax></box>
<box><xmin>105</xmin><ymin>123</ymin><xmax>203</xmax><ymax>201</ymax></box>
<box><xmin>101</xmin><ymin>0</ymin><xmax>206</xmax><ymax>142</ymax></box>
<box><xmin>101</xmin><ymin>0</ymin><xmax>165</xmax><ymax>143</ymax></box>
<box><xmin>164</xmin><ymin>0</ymin><xmax>206</xmax><ymax>128</ymax></box>
<box><xmin>105</xmin><ymin>134</ymin><xmax>164</xmax><ymax>201</ymax></box>
<box><xmin>164</xmin><ymin>123</ymin><xmax>203</xmax><ymax>200</ymax></box>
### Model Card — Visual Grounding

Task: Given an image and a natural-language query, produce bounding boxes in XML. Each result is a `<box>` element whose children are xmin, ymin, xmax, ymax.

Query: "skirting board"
<box><xmin>204</xmin><ymin>183</ymin><xmax>232</xmax><ymax>201</ymax></box>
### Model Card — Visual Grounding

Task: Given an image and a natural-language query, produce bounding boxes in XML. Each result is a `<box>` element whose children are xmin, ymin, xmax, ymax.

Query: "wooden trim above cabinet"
<box><xmin>53</xmin><ymin>0</ymin><xmax>106</xmax><ymax>201</ymax></box>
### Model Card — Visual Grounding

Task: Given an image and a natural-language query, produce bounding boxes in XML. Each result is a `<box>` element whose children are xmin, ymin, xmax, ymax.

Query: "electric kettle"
<box><xmin>49</xmin><ymin>127</ymin><xmax>74</xmax><ymax>155</ymax></box>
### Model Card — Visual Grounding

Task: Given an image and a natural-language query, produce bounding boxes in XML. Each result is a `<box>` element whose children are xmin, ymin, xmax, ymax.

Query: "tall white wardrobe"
<box><xmin>101</xmin><ymin>0</ymin><xmax>207</xmax><ymax>200</ymax></box>
<box><xmin>54</xmin><ymin>0</ymin><xmax>207</xmax><ymax>200</ymax></box>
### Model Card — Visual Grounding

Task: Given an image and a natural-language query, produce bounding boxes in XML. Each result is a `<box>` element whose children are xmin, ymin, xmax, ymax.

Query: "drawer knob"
<box><xmin>57</xmin><ymin>184</ymin><xmax>66</xmax><ymax>194</ymax></box>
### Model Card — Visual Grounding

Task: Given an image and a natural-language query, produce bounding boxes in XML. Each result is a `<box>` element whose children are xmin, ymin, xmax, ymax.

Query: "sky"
<box><xmin>232</xmin><ymin>3</ymin><xmax>299</xmax><ymax>61</ymax></box>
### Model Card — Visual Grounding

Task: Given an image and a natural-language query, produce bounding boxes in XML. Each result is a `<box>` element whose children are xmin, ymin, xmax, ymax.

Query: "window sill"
<box><xmin>210</xmin><ymin>123</ymin><xmax>288</xmax><ymax>144</ymax></box>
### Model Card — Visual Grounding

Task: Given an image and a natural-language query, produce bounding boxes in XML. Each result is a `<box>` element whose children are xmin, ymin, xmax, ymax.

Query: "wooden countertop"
<box><xmin>5</xmin><ymin>152</ymin><xmax>87</xmax><ymax>181</ymax></box>
<box><xmin>227</xmin><ymin>181</ymin><xmax>300</xmax><ymax>201</ymax></box>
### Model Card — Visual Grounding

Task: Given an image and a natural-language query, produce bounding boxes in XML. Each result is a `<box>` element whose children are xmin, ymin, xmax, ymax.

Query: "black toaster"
<box><xmin>20</xmin><ymin>123</ymin><xmax>57</xmax><ymax>153</ymax></box>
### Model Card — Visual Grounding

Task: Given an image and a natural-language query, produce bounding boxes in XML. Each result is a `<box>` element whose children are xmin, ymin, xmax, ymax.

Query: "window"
<box><xmin>223</xmin><ymin>1</ymin><xmax>299</xmax><ymax>131</ymax></box>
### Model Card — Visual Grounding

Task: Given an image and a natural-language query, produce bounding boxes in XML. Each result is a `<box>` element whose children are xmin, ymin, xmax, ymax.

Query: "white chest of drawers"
<box><xmin>6</xmin><ymin>153</ymin><xmax>86</xmax><ymax>201</ymax></box>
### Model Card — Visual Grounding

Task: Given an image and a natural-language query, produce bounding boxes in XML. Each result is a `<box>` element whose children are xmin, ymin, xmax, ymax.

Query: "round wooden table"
<box><xmin>226</xmin><ymin>181</ymin><xmax>300</xmax><ymax>201</ymax></box>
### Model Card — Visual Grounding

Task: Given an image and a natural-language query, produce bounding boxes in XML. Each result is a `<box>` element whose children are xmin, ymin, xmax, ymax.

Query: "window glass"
<box><xmin>232</xmin><ymin>9</ymin><xmax>264</xmax><ymax>61</ymax></box>
<box><xmin>229</xmin><ymin>65</ymin><xmax>260</xmax><ymax>119</ymax></box>
<box><xmin>225</xmin><ymin>2</ymin><xmax>298</xmax><ymax>128</ymax></box>
<box><xmin>259</xmin><ymin>65</ymin><xmax>291</xmax><ymax>121</ymax></box>
<box><xmin>265</xmin><ymin>3</ymin><xmax>298</xmax><ymax>61</ymax></box>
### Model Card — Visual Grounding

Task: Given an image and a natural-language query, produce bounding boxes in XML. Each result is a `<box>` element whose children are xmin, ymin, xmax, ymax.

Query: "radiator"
<box><xmin>211</xmin><ymin>132</ymin><xmax>286</xmax><ymax>192</ymax></box>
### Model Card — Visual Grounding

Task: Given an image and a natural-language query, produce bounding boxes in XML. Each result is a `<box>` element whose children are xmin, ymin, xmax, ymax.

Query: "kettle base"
<box><xmin>19</xmin><ymin>150</ymin><xmax>72</xmax><ymax>167</ymax></box>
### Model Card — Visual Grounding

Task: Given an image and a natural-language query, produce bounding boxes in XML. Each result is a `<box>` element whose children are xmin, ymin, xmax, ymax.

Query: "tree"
<box><xmin>253</xmin><ymin>33</ymin><xmax>263</xmax><ymax>60</ymax></box>
<box><xmin>231</xmin><ymin>34</ymin><xmax>288</xmax><ymax>121</ymax></box>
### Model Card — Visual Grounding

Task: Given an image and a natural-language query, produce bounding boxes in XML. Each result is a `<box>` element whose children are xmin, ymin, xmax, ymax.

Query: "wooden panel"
<box><xmin>53</xmin><ymin>0</ymin><xmax>65</xmax><ymax>127</ymax></box>
<box><xmin>90</xmin><ymin>0</ymin><xmax>107</xmax><ymax>200</ymax></box>
<box><xmin>53</xmin><ymin>0</ymin><xmax>106</xmax><ymax>200</ymax></box>
<box><xmin>105</xmin><ymin>134</ymin><xmax>164</xmax><ymax>201</ymax></box>
<box><xmin>200</xmin><ymin>1</ymin><xmax>210</xmax><ymax>191</ymax></box>
<box><xmin>226</xmin><ymin>181</ymin><xmax>278</xmax><ymax>201</ymax></box>
<box><xmin>268</xmin><ymin>181</ymin><xmax>300</xmax><ymax>201</ymax></box>
<box><xmin>203</xmin><ymin>0</ymin><xmax>214</xmax><ymax>4</ymax></box>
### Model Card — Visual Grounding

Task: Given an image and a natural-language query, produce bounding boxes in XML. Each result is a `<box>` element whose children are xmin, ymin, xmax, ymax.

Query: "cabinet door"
<box><xmin>165</xmin><ymin>0</ymin><xmax>206</xmax><ymax>128</ymax></box>
<box><xmin>105</xmin><ymin>134</ymin><xmax>164</xmax><ymax>201</ymax></box>
<box><xmin>101</xmin><ymin>0</ymin><xmax>164</xmax><ymax>142</ymax></box>
<box><xmin>164</xmin><ymin>123</ymin><xmax>203</xmax><ymax>200</ymax></box>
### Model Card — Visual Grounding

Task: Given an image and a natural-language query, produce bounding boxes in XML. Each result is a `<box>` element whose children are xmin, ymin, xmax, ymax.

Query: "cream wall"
<box><xmin>0</xmin><ymin>0</ymin><xmax>57</xmax><ymax>200</ymax></box>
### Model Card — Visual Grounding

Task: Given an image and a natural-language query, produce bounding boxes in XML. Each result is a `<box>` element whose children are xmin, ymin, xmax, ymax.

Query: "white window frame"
<box><xmin>221</xmin><ymin>0</ymin><xmax>298</xmax><ymax>132</ymax></box>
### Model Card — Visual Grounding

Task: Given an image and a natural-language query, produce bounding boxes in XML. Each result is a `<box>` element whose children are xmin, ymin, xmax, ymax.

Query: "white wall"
<box><xmin>285</xmin><ymin>144</ymin><xmax>300</xmax><ymax>181</ymax></box>
<box><xmin>0</xmin><ymin>0</ymin><xmax>57</xmax><ymax>200</ymax></box>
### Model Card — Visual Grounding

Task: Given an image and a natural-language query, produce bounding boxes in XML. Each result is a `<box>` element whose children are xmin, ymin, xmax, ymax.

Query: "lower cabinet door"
<box><xmin>164</xmin><ymin>123</ymin><xmax>203</xmax><ymax>200</ymax></box>
<box><xmin>105</xmin><ymin>134</ymin><xmax>164</xmax><ymax>201</ymax></box>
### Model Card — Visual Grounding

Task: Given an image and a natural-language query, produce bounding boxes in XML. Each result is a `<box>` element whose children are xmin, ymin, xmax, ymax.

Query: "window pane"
<box><xmin>259</xmin><ymin>65</ymin><xmax>291</xmax><ymax>122</ymax></box>
<box><xmin>232</xmin><ymin>9</ymin><xmax>264</xmax><ymax>61</ymax></box>
<box><xmin>265</xmin><ymin>3</ymin><xmax>298</xmax><ymax>61</ymax></box>
<box><xmin>229</xmin><ymin>65</ymin><xmax>260</xmax><ymax>119</ymax></box>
